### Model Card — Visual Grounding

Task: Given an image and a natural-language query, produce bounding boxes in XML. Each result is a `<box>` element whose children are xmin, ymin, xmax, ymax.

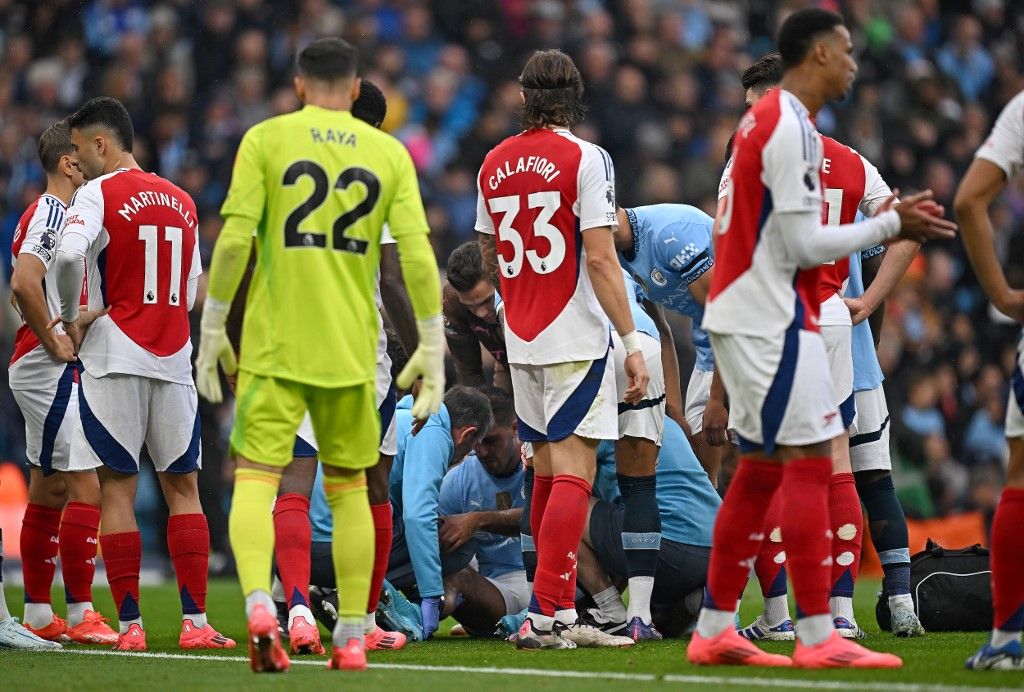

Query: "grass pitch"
<box><xmin>2</xmin><ymin>577</ymin><xmax>1020</xmax><ymax>691</ymax></box>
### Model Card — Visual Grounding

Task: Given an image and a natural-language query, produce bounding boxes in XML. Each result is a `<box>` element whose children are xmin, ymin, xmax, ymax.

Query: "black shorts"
<box><xmin>589</xmin><ymin>500</ymin><xmax>709</xmax><ymax>632</ymax></box>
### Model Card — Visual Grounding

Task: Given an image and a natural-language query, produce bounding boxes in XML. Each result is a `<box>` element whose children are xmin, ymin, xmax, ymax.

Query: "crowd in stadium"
<box><xmin>0</xmin><ymin>0</ymin><xmax>1021</xmax><ymax>569</ymax></box>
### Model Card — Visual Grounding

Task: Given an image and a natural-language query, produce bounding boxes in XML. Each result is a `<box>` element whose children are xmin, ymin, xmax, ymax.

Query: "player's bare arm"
<box><xmin>954</xmin><ymin>158</ymin><xmax>1024</xmax><ymax>321</ymax></box>
<box><xmin>379</xmin><ymin>243</ymin><xmax>419</xmax><ymax>353</ymax></box>
<box><xmin>844</xmin><ymin>239</ymin><xmax>919</xmax><ymax>326</ymax></box>
<box><xmin>11</xmin><ymin>255</ymin><xmax>75</xmax><ymax>362</ymax></box>
<box><xmin>643</xmin><ymin>299</ymin><xmax>685</xmax><ymax>430</ymax></box>
<box><xmin>477</xmin><ymin>231</ymin><xmax>501</xmax><ymax>292</ymax></box>
<box><xmin>583</xmin><ymin>226</ymin><xmax>649</xmax><ymax>403</ymax></box>
<box><xmin>438</xmin><ymin>508</ymin><xmax>522</xmax><ymax>553</ymax></box>
<box><xmin>687</xmin><ymin>267</ymin><xmax>712</xmax><ymax>305</ymax></box>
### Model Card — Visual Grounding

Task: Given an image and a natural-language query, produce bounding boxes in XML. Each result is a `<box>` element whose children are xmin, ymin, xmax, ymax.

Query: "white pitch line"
<box><xmin>49</xmin><ymin>648</ymin><xmax>1019</xmax><ymax>692</ymax></box>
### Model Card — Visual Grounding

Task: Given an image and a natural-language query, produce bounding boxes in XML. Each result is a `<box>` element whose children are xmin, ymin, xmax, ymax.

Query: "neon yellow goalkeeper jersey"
<box><xmin>221</xmin><ymin>104</ymin><xmax>429</xmax><ymax>387</ymax></box>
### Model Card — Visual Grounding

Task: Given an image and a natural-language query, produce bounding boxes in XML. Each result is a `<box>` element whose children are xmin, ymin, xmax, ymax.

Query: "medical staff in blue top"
<box><xmin>613</xmin><ymin>204</ymin><xmax>730</xmax><ymax>488</ymax></box>
<box><xmin>580</xmin><ymin>415</ymin><xmax>720</xmax><ymax>638</ymax></box>
<box><xmin>437</xmin><ymin>386</ymin><xmax>528</xmax><ymax>636</ymax></box>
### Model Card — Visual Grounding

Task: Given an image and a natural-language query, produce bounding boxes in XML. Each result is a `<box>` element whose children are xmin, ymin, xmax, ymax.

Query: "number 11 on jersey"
<box><xmin>139</xmin><ymin>224</ymin><xmax>182</xmax><ymax>306</ymax></box>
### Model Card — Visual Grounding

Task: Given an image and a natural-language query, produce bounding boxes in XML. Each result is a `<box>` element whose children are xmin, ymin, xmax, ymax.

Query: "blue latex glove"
<box><xmin>420</xmin><ymin>596</ymin><xmax>441</xmax><ymax>639</ymax></box>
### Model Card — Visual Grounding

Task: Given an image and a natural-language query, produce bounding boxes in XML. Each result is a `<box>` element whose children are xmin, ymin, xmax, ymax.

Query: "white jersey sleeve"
<box><xmin>187</xmin><ymin>225</ymin><xmax>201</xmax><ymax>311</ymax></box>
<box><xmin>976</xmin><ymin>90</ymin><xmax>1024</xmax><ymax>180</ymax></box>
<box><xmin>576</xmin><ymin>144</ymin><xmax>617</xmax><ymax>231</ymax></box>
<box><xmin>19</xmin><ymin>198</ymin><xmax>64</xmax><ymax>269</ymax></box>
<box><xmin>718</xmin><ymin>156</ymin><xmax>734</xmax><ymax>202</ymax></box>
<box><xmin>858</xmin><ymin>154</ymin><xmax>894</xmax><ymax>217</ymax></box>
<box><xmin>62</xmin><ymin>181</ymin><xmax>105</xmax><ymax>249</ymax></box>
<box><xmin>57</xmin><ymin>181</ymin><xmax>105</xmax><ymax>321</ymax></box>
<box><xmin>762</xmin><ymin>99</ymin><xmax>823</xmax><ymax>215</ymax></box>
<box><xmin>474</xmin><ymin>171</ymin><xmax>495</xmax><ymax>235</ymax></box>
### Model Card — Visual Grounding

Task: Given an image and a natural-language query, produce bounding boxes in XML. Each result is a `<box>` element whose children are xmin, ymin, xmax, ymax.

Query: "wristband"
<box><xmin>621</xmin><ymin>330</ymin><xmax>643</xmax><ymax>355</ymax></box>
<box><xmin>200</xmin><ymin>296</ymin><xmax>231</xmax><ymax>331</ymax></box>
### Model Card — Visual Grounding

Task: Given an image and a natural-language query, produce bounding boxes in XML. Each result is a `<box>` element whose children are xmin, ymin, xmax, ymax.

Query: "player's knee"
<box><xmin>65</xmin><ymin>470</ymin><xmax>102</xmax><ymax>506</ymax></box>
<box><xmin>280</xmin><ymin>456</ymin><xmax>317</xmax><ymax>497</ymax></box>
<box><xmin>28</xmin><ymin>472</ymin><xmax>68</xmax><ymax>509</ymax></box>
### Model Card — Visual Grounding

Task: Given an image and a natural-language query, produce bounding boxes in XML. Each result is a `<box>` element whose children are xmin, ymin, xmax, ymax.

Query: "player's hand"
<box><xmin>702</xmin><ymin>398</ymin><xmax>730</xmax><ymax>447</ymax></box>
<box><xmin>438</xmin><ymin>513</ymin><xmax>478</xmax><ymax>554</ymax></box>
<box><xmin>397</xmin><ymin>316</ymin><xmax>446</xmax><ymax>420</ymax></box>
<box><xmin>622</xmin><ymin>350</ymin><xmax>649</xmax><ymax>404</ymax></box>
<box><xmin>996</xmin><ymin>288</ymin><xmax>1024</xmax><ymax>322</ymax></box>
<box><xmin>61</xmin><ymin>319</ymin><xmax>84</xmax><ymax>353</ymax></box>
<box><xmin>78</xmin><ymin>305</ymin><xmax>110</xmax><ymax>331</ymax></box>
<box><xmin>892</xmin><ymin>190</ymin><xmax>957</xmax><ymax>243</ymax></box>
<box><xmin>43</xmin><ymin>330</ymin><xmax>76</xmax><ymax>363</ymax></box>
<box><xmin>843</xmin><ymin>296</ymin><xmax>873</xmax><ymax>325</ymax></box>
<box><xmin>195</xmin><ymin>298</ymin><xmax>237</xmax><ymax>404</ymax></box>
<box><xmin>420</xmin><ymin>596</ymin><xmax>441</xmax><ymax>639</ymax></box>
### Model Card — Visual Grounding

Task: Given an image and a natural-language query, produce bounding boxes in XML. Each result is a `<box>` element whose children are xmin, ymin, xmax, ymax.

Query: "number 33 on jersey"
<box><xmin>475</xmin><ymin>128</ymin><xmax>617</xmax><ymax>366</ymax></box>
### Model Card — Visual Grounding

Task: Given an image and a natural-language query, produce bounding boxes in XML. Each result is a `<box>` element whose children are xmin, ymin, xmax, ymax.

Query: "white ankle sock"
<box><xmin>23</xmin><ymin>603</ymin><xmax>54</xmax><ymax>629</ymax></box>
<box><xmin>244</xmin><ymin>590</ymin><xmax>276</xmax><ymax>619</ymax></box>
<box><xmin>554</xmin><ymin>608</ymin><xmax>578</xmax><ymax>625</ymax></box>
<box><xmin>364</xmin><ymin>611</ymin><xmax>377</xmax><ymax>634</ymax></box>
<box><xmin>626</xmin><ymin>577</ymin><xmax>654</xmax><ymax>624</ymax></box>
<box><xmin>184</xmin><ymin>612</ymin><xmax>208</xmax><ymax>627</ymax></box>
<box><xmin>333</xmin><ymin>617</ymin><xmax>364</xmax><ymax>648</ymax></box>
<box><xmin>592</xmin><ymin>587</ymin><xmax>626</xmax><ymax>623</ymax></box>
<box><xmin>288</xmin><ymin>604</ymin><xmax>313</xmax><ymax>629</ymax></box>
<box><xmin>67</xmin><ymin>602</ymin><xmax>93</xmax><ymax>627</ymax></box>
<box><xmin>763</xmin><ymin>595</ymin><xmax>790</xmax><ymax>626</ymax></box>
<box><xmin>796</xmin><ymin>614</ymin><xmax>833</xmax><ymax>646</ymax></box>
<box><xmin>829</xmin><ymin>596</ymin><xmax>855</xmax><ymax>622</ymax></box>
<box><xmin>888</xmin><ymin>593</ymin><xmax>913</xmax><ymax>611</ymax></box>
<box><xmin>119</xmin><ymin>617</ymin><xmax>143</xmax><ymax>635</ymax></box>
<box><xmin>991</xmin><ymin>627</ymin><xmax>1022</xmax><ymax>648</ymax></box>
<box><xmin>696</xmin><ymin>608</ymin><xmax>735</xmax><ymax>639</ymax></box>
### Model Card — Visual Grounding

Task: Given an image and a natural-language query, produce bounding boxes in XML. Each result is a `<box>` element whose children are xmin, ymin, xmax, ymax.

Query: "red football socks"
<box><xmin>779</xmin><ymin>457</ymin><xmax>832</xmax><ymax>617</ymax></box>
<box><xmin>991</xmin><ymin>487</ymin><xmax>1024</xmax><ymax>633</ymax></box>
<box><xmin>101</xmin><ymin>531</ymin><xmax>142</xmax><ymax>622</ymax></box>
<box><xmin>704</xmin><ymin>458</ymin><xmax>782</xmax><ymax>610</ymax></box>
<box><xmin>754</xmin><ymin>493</ymin><xmax>788</xmax><ymax>598</ymax></box>
<box><xmin>273</xmin><ymin>494</ymin><xmax>311</xmax><ymax>609</ymax></box>
<box><xmin>828</xmin><ymin>472</ymin><xmax>863</xmax><ymax>598</ymax></box>
<box><xmin>21</xmin><ymin>504</ymin><xmax>61</xmax><ymax>605</ymax></box>
<box><xmin>60</xmin><ymin>502</ymin><xmax>101</xmax><ymax>605</ymax></box>
<box><xmin>367</xmin><ymin>502</ymin><xmax>393</xmax><ymax>613</ymax></box>
<box><xmin>168</xmin><ymin>513</ymin><xmax>210</xmax><ymax>616</ymax></box>
<box><xmin>532</xmin><ymin>475</ymin><xmax>590</xmax><ymax>617</ymax></box>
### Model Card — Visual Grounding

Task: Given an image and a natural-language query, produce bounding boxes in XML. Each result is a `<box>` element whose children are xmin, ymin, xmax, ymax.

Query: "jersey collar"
<box><xmin>621</xmin><ymin>208</ymin><xmax>640</xmax><ymax>262</ymax></box>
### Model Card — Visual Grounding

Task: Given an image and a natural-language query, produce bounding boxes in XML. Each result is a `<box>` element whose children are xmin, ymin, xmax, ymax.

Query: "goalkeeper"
<box><xmin>194</xmin><ymin>37</ymin><xmax>443</xmax><ymax>674</ymax></box>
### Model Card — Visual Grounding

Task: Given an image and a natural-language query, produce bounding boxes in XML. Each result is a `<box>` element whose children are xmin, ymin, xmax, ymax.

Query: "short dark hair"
<box><xmin>352</xmin><ymin>79</ymin><xmax>387</xmax><ymax>128</ymax></box>
<box><xmin>444</xmin><ymin>385</ymin><xmax>494</xmax><ymax>446</ymax></box>
<box><xmin>519</xmin><ymin>49</ymin><xmax>586</xmax><ymax>129</ymax></box>
<box><xmin>38</xmin><ymin>120</ymin><xmax>73</xmax><ymax>174</ymax></box>
<box><xmin>777</xmin><ymin>8</ymin><xmax>844</xmax><ymax>71</ymax></box>
<box><xmin>297</xmin><ymin>37</ymin><xmax>358</xmax><ymax>82</ymax></box>
<box><xmin>446</xmin><ymin>241</ymin><xmax>485</xmax><ymax>292</ymax></box>
<box><xmin>67</xmin><ymin>96</ymin><xmax>134</xmax><ymax>151</ymax></box>
<box><xmin>741</xmin><ymin>52</ymin><xmax>782</xmax><ymax>94</ymax></box>
<box><xmin>479</xmin><ymin>385</ymin><xmax>515</xmax><ymax>428</ymax></box>
<box><xmin>385</xmin><ymin>327</ymin><xmax>408</xmax><ymax>385</ymax></box>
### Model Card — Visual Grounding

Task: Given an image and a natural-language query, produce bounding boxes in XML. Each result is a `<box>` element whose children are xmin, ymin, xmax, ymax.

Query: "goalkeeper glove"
<box><xmin>396</xmin><ymin>315</ymin><xmax>445</xmax><ymax>420</ymax></box>
<box><xmin>194</xmin><ymin>297</ymin><xmax>237</xmax><ymax>403</ymax></box>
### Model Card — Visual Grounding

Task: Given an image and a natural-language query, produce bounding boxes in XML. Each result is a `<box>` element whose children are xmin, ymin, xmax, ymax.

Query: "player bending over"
<box><xmin>955</xmin><ymin>88</ymin><xmax>1024</xmax><ymax>671</ymax></box>
<box><xmin>690</xmin><ymin>8</ymin><xmax>953</xmax><ymax>669</ymax></box>
<box><xmin>477</xmin><ymin>49</ymin><xmax>649</xmax><ymax>650</ymax></box>
<box><xmin>55</xmin><ymin>97</ymin><xmax>234</xmax><ymax>651</ymax></box>
<box><xmin>197</xmin><ymin>38</ymin><xmax>445</xmax><ymax>672</ymax></box>
<box><xmin>9</xmin><ymin>121</ymin><xmax>117</xmax><ymax>646</ymax></box>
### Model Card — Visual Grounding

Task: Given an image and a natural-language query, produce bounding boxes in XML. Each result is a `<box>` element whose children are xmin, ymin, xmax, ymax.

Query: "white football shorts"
<box><xmin>820</xmin><ymin>323</ymin><xmax>856</xmax><ymax>428</ymax></box>
<box><xmin>684</xmin><ymin>366</ymin><xmax>713</xmax><ymax>435</ymax></box>
<box><xmin>12</xmin><ymin>364</ymin><xmax>91</xmax><ymax>474</ymax></box>
<box><xmin>510</xmin><ymin>343</ymin><xmax>618</xmax><ymax>443</ymax></box>
<box><xmin>849</xmin><ymin>385</ymin><xmax>892</xmax><ymax>472</ymax></box>
<box><xmin>73</xmin><ymin>370</ymin><xmax>200</xmax><ymax>473</ymax></box>
<box><xmin>612</xmin><ymin>330</ymin><xmax>665</xmax><ymax>445</ymax></box>
<box><xmin>486</xmin><ymin>569</ymin><xmax>531</xmax><ymax>615</ymax></box>
<box><xmin>710</xmin><ymin>328</ymin><xmax>843</xmax><ymax>453</ymax></box>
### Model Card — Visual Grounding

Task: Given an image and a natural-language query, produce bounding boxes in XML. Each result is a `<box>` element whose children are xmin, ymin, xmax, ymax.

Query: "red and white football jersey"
<box><xmin>977</xmin><ymin>89</ymin><xmax>1024</xmax><ymax>181</ymax></box>
<box><xmin>817</xmin><ymin>138</ymin><xmax>892</xmax><ymax>325</ymax></box>
<box><xmin>61</xmin><ymin>169</ymin><xmax>201</xmax><ymax>384</ymax></box>
<box><xmin>705</xmin><ymin>89</ymin><xmax>823</xmax><ymax>336</ymax></box>
<box><xmin>475</xmin><ymin>128</ymin><xmax>617</xmax><ymax>365</ymax></box>
<box><xmin>9</xmin><ymin>194</ymin><xmax>80</xmax><ymax>390</ymax></box>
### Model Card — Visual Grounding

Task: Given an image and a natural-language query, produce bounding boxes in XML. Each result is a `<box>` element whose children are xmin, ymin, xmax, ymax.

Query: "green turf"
<box><xmin>1</xmin><ymin>577</ymin><xmax>1020</xmax><ymax>690</ymax></box>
